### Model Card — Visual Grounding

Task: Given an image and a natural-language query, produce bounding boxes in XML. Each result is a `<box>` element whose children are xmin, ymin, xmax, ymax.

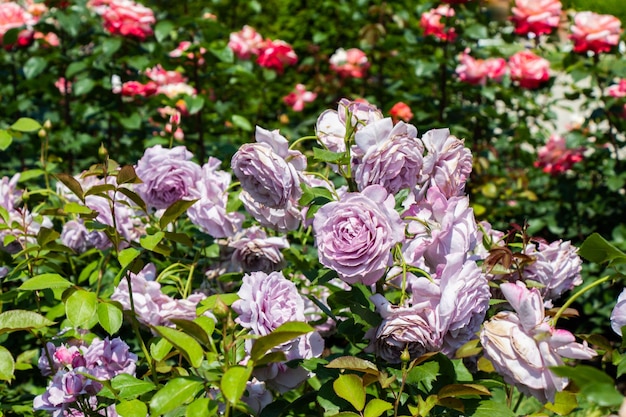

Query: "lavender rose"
<box><xmin>135</xmin><ymin>144</ymin><xmax>202</xmax><ymax>210</ymax></box>
<box><xmin>611</xmin><ymin>288</ymin><xmax>626</xmax><ymax>336</ymax></box>
<box><xmin>353</xmin><ymin>118</ymin><xmax>424</xmax><ymax>194</ymax></box>
<box><xmin>229</xmin><ymin>227</ymin><xmax>289</xmax><ymax>273</ymax></box>
<box><xmin>480</xmin><ymin>282</ymin><xmax>596</xmax><ymax>403</ymax></box>
<box><xmin>232</xmin><ymin>126</ymin><xmax>305</xmax><ymax>210</ymax></box>
<box><xmin>313</xmin><ymin>185</ymin><xmax>405</xmax><ymax>286</ymax></box>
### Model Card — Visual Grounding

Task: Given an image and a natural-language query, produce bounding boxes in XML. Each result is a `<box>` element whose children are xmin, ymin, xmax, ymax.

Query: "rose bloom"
<box><xmin>456</xmin><ymin>49</ymin><xmax>508</xmax><ymax>85</ymax></box>
<box><xmin>313</xmin><ymin>185</ymin><xmax>405</xmax><ymax>285</ymax></box>
<box><xmin>611</xmin><ymin>288</ymin><xmax>626</xmax><ymax>336</ymax></box>
<box><xmin>480</xmin><ymin>282</ymin><xmax>596</xmax><ymax>403</ymax></box>
<box><xmin>134</xmin><ymin>145</ymin><xmax>202</xmax><ymax>210</ymax></box>
<box><xmin>329</xmin><ymin>47</ymin><xmax>370</xmax><ymax>78</ymax></box>
<box><xmin>607</xmin><ymin>79</ymin><xmax>626</xmax><ymax>98</ymax></box>
<box><xmin>389</xmin><ymin>102</ymin><xmax>413</xmax><ymax>123</ymax></box>
<box><xmin>256</xmin><ymin>39</ymin><xmax>298</xmax><ymax>73</ymax></box>
<box><xmin>534</xmin><ymin>134</ymin><xmax>584</xmax><ymax>175</ymax></box>
<box><xmin>508</xmin><ymin>50</ymin><xmax>550</xmax><ymax>89</ymax></box>
<box><xmin>116</xmin><ymin>80</ymin><xmax>158</xmax><ymax>97</ymax></box>
<box><xmin>283</xmin><ymin>83</ymin><xmax>317</xmax><ymax>112</ymax></box>
<box><xmin>99</xmin><ymin>0</ymin><xmax>155</xmax><ymax>40</ymax></box>
<box><xmin>420</xmin><ymin>4</ymin><xmax>456</xmax><ymax>42</ymax></box>
<box><xmin>511</xmin><ymin>0</ymin><xmax>562</xmax><ymax>37</ymax></box>
<box><xmin>229</xmin><ymin>227</ymin><xmax>289</xmax><ymax>273</ymax></box>
<box><xmin>0</xmin><ymin>2</ymin><xmax>35</xmax><ymax>46</ymax></box>
<box><xmin>570</xmin><ymin>11</ymin><xmax>622</xmax><ymax>54</ymax></box>
<box><xmin>232</xmin><ymin>126</ymin><xmax>305</xmax><ymax>210</ymax></box>
<box><xmin>228</xmin><ymin>25</ymin><xmax>264</xmax><ymax>59</ymax></box>
<box><xmin>353</xmin><ymin>118</ymin><xmax>424</xmax><ymax>194</ymax></box>
<box><xmin>145</xmin><ymin>64</ymin><xmax>186</xmax><ymax>85</ymax></box>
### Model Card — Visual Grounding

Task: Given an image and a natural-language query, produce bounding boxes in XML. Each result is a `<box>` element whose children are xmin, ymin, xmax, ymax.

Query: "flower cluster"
<box><xmin>88</xmin><ymin>0</ymin><xmax>155</xmax><ymax>40</ymax></box>
<box><xmin>455</xmin><ymin>49</ymin><xmax>507</xmax><ymax>85</ymax></box>
<box><xmin>113</xmin><ymin>64</ymin><xmax>195</xmax><ymax>100</ymax></box>
<box><xmin>228</xmin><ymin>25</ymin><xmax>298</xmax><ymax>73</ymax></box>
<box><xmin>34</xmin><ymin>337</ymin><xmax>137</xmax><ymax>416</ymax></box>
<box><xmin>421</xmin><ymin>4</ymin><xmax>456</xmax><ymax>42</ymax></box>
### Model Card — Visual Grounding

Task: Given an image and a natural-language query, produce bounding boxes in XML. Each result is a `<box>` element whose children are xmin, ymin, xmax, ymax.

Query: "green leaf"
<box><xmin>154</xmin><ymin>20</ymin><xmax>174</xmax><ymax>43</ymax></box>
<box><xmin>437</xmin><ymin>384</ymin><xmax>491</xmax><ymax>398</ymax></box>
<box><xmin>221</xmin><ymin>366</ymin><xmax>252</xmax><ymax>405</ymax></box>
<box><xmin>23</xmin><ymin>56</ymin><xmax>47</xmax><ymax>79</ymax></box>
<box><xmin>36</xmin><ymin>227</ymin><xmax>60</xmax><ymax>246</ymax></box>
<box><xmin>17</xmin><ymin>169</ymin><xmax>45</xmax><ymax>183</ymax></box>
<box><xmin>66</xmin><ymin>61</ymin><xmax>88</xmax><ymax>78</ymax></box>
<box><xmin>163</xmin><ymin>232</ymin><xmax>193</xmax><ymax>248</ymax></box>
<box><xmin>186</xmin><ymin>398</ymin><xmax>212</xmax><ymax>417</ymax></box>
<box><xmin>111</xmin><ymin>374</ymin><xmax>156</xmax><ymax>400</ymax></box>
<box><xmin>250</xmin><ymin>321</ymin><xmax>314</xmax><ymax>362</ymax></box>
<box><xmin>63</xmin><ymin>202</ymin><xmax>94</xmax><ymax>215</ymax></box>
<box><xmin>159</xmin><ymin>199</ymin><xmax>197</xmax><ymax>229</ymax></box>
<box><xmin>84</xmin><ymin>184</ymin><xmax>116</xmax><ymax>197</ymax></box>
<box><xmin>197</xmin><ymin>293</ymin><xmax>239</xmax><ymax>315</ymax></box>
<box><xmin>149</xmin><ymin>377</ymin><xmax>203</xmax><ymax>416</ymax></box>
<box><xmin>116</xmin><ymin>399</ymin><xmax>147</xmax><ymax>417</ymax></box>
<box><xmin>140</xmin><ymin>232</ymin><xmax>165</xmax><ymax>251</ymax></box>
<box><xmin>18</xmin><ymin>273</ymin><xmax>72</xmax><ymax>291</ymax></box>
<box><xmin>118</xmin><ymin>247</ymin><xmax>141</xmax><ymax>269</ymax></box>
<box><xmin>117</xmin><ymin>187</ymin><xmax>147</xmax><ymax>213</ymax></box>
<box><xmin>544</xmin><ymin>391</ymin><xmax>578</xmax><ymax>416</ymax></box>
<box><xmin>363</xmin><ymin>399</ymin><xmax>393</xmax><ymax>417</ymax></box>
<box><xmin>55</xmin><ymin>173</ymin><xmax>84</xmax><ymax>201</ymax></box>
<box><xmin>10</xmin><ymin>117</ymin><xmax>42</xmax><ymax>133</ymax></box>
<box><xmin>466</xmin><ymin>399</ymin><xmax>515</xmax><ymax>417</ymax></box>
<box><xmin>118</xmin><ymin>113</ymin><xmax>142</xmax><ymax>130</ymax></box>
<box><xmin>231</xmin><ymin>114</ymin><xmax>252</xmax><ymax>131</ymax></box>
<box><xmin>0</xmin><ymin>346</ymin><xmax>15</xmax><ymax>381</ymax></box>
<box><xmin>464</xmin><ymin>23</ymin><xmax>488</xmax><ymax>39</ymax></box>
<box><xmin>579</xmin><ymin>233</ymin><xmax>626</xmax><ymax>265</ymax></box>
<box><xmin>0</xmin><ymin>130</ymin><xmax>12</xmax><ymax>151</ymax></box>
<box><xmin>184</xmin><ymin>96</ymin><xmax>205</xmax><ymax>115</ymax></box>
<box><xmin>169</xmin><ymin>318</ymin><xmax>210</xmax><ymax>347</ymax></box>
<box><xmin>550</xmin><ymin>364</ymin><xmax>614</xmax><ymax>386</ymax></box>
<box><xmin>326</xmin><ymin>356</ymin><xmax>379</xmax><ymax>375</ymax></box>
<box><xmin>65</xmin><ymin>289</ymin><xmax>98</xmax><ymax>328</ymax></box>
<box><xmin>333</xmin><ymin>374</ymin><xmax>365</xmax><ymax>411</ymax></box>
<box><xmin>313</xmin><ymin>147</ymin><xmax>348</xmax><ymax>163</ymax></box>
<box><xmin>406</xmin><ymin>361</ymin><xmax>439</xmax><ymax>392</ymax></box>
<box><xmin>580</xmin><ymin>383</ymin><xmax>624</xmax><ymax>407</ymax></box>
<box><xmin>98</xmin><ymin>302</ymin><xmax>123</xmax><ymax>335</ymax></box>
<box><xmin>153</xmin><ymin>325</ymin><xmax>204</xmax><ymax>368</ymax></box>
<box><xmin>0</xmin><ymin>310</ymin><xmax>54</xmax><ymax>335</ymax></box>
<box><xmin>210</xmin><ymin>45</ymin><xmax>234</xmax><ymax>63</ymax></box>
<box><xmin>102</xmin><ymin>37</ymin><xmax>122</xmax><ymax>56</ymax></box>
<box><xmin>117</xmin><ymin>165</ymin><xmax>138</xmax><ymax>184</ymax></box>
<box><xmin>72</xmin><ymin>78</ymin><xmax>96</xmax><ymax>96</ymax></box>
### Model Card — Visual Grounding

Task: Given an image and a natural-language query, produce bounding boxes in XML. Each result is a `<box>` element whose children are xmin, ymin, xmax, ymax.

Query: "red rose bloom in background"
<box><xmin>508</xmin><ymin>50</ymin><xmax>550</xmax><ymax>89</ymax></box>
<box><xmin>389</xmin><ymin>102</ymin><xmax>413</xmax><ymax>124</ymax></box>
<box><xmin>570</xmin><ymin>11</ymin><xmax>622</xmax><ymax>54</ymax></box>
<box><xmin>511</xmin><ymin>0</ymin><xmax>562</xmax><ymax>37</ymax></box>
<box><xmin>0</xmin><ymin>2</ymin><xmax>36</xmax><ymax>47</ymax></box>
<box><xmin>534</xmin><ymin>134</ymin><xmax>585</xmax><ymax>175</ymax></box>
<box><xmin>90</xmin><ymin>0</ymin><xmax>155</xmax><ymax>40</ymax></box>
<box><xmin>257</xmin><ymin>39</ymin><xmax>298</xmax><ymax>73</ymax></box>
<box><xmin>420</xmin><ymin>4</ymin><xmax>456</xmax><ymax>42</ymax></box>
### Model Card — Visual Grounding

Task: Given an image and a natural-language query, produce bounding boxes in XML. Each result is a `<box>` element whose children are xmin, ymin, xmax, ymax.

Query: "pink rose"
<box><xmin>118</xmin><ymin>80</ymin><xmax>158</xmax><ymax>97</ymax></box>
<box><xmin>607</xmin><ymin>79</ymin><xmax>626</xmax><ymax>98</ymax></box>
<box><xmin>0</xmin><ymin>2</ymin><xmax>35</xmax><ymax>46</ymax></box>
<box><xmin>256</xmin><ymin>39</ymin><xmax>297</xmax><ymax>73</ymax></box>
<box><xmin>329</xmin><ymin>47</ymin><xmax>370</xmax><ymax>78</ymax></box>
<box><xmin>508</xmin><ymin>50</ymin><xmax>550</xmax><ymax>89</ymax></box>
<box><xmin>534</xmin><ymin>134</ymin><xmax>584</xmax><ymax>175</ymax></box>
<box><xmin>145</xmin><ymin>64</ymin><xmax>186</xmax><ymax>85</ymax></box>
<box><xmin>228</xmin><ymin>25</ymin><xmax>264</xmax><ymax>59</ymax></box>
<box><xmin>98</xmin><ymin>0</ymin><xmax>155</xmax><ymax>40</ymax></box>
<box><xmin>511</xmin><ymin>0</ymin><xmax>562</xmax><ymax>36</ymax></box>
<box><xmin>570</xmin><ymin>11</ymin><xmax>622</xmax><ymax>54</ymax></box>
<box><xmin>283</xmin><ymin>83</ymin><xmax>317</xmax><ymax>111</ymax></box>
<box><xmin>420</xmin><ymin>4</ymin><xmax>456</xmax><ymax>42</ymax></box>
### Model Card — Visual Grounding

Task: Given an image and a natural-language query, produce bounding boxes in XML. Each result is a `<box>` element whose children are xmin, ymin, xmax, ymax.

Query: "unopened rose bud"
<box><xmin>38</xmin><ymin>129</ymin><xmax>46</xmax><ymax>138</ymax></box>
<box><xmin>43</xmin><ymin>119</ymin><xmax>52</xmax><ymax>130</ymax></box>
<box><xmin>400</xmin><ymin>346</ymin><xmax>411</xmax><ymax>363</ymax></box>
<box><xmin>213</xmin><ymin>296</ymin><xmax>230</xmax><ymax>320</ymax></box>
<box><xmin>98</xmin><ymin>144</ymin><xmax>108</xmax><ymax>159</ymax></box>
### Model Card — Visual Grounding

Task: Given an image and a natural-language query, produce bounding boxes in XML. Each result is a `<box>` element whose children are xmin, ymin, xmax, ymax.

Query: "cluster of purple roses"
<box><xmin>3</xmin><ymin>98</ymin><xmax>626</xmax><ymax>410</ymax></box>
<box><xmin>34</xmin><ymin>337</ymin><xmax>137</xmax><ymax>416</ymax></box>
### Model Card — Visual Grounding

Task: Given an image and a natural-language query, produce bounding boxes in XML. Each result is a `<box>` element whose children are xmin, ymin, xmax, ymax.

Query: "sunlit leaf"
<box><xmin>0</xmin><ymin>346</ymin><xmax>15</xmax><ymax>381</ymax></box>
<box><xmin>221</xmin><ymin>366</ymin><xmax>251</xmax><ymax>405</ymax></box>
<box><xmin>149</xmin><ymin>377</ymin><xmax>203</xmax><ymax>415</ymax></box>
<box><xmin>0</xmin><ymin>310</ymin><xmax>54</xmax><ymax>335</ymax></box>
<box><xmin>333</xmin><ymin>374</ymin><xmax>365</xmax><ymax>411</ymax></box>
<box><xmin>65</xmin><ymin>289</ymin><xmax>98</xmax><ymax>328</ymax></box>
<box><xmin>153</xmin><ymin>325</ymin><xmax>204</xmax><ymax>368</ymax></box>
<box><xmin>18</xmin><ymin>273</ymin><xmax>72</xmax><ymax>291</ymax></box>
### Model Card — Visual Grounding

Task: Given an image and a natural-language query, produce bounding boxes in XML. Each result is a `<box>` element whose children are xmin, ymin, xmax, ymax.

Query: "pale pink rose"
<box><xmin>0</xmin><ymin>2</ymin><xmax>35</xmax><ymax>46</ymax></box>
<box><xmin>534</xmin><ymin>134</ymin><xmax>584</xmax><ymax>175</ymax></box>
<box><xmin>256</xmin><ymin>39</ymin><xmax>298</xmax><ymax>73</ymax></box>
<box><xmin>283</xmin><ymin>83</ymin><xmax>317</xmax><ymax>111</ymax></box>
<box><xmin>511</xmin><ymin>0</ymin><xmax>562</xmax><ymax>36</ymax></box>
<box><xmin>455</xmin><ymin>50</ymin><xmax>489</xmax><ymax>85</ymax></box>
<box><xmin>98</xmin><ymin>0</ymin><xmax>155</xmax><ymax>40</ymax></box>
<box><xmin>145</xmin><ymin>64</ymin><xmax>186</xmax><ymax>85</ymax></box>
<box><xmin>420</xmin><ymin>4</ymin><xmax>456</xmax><ymax>42</ymax></box>
<box><xmin>607</xmin><ymin>79</ymin><xmax>626</xmax><ymax>98</ymax></box>
<box><xmin>571</xmin><ymin>11</ymin><xmax>622</xmax><ymax>54</ymax></box>
<box><xmin>389</xmin><ymin>102</ymin><xmax>413</xmax><ymax>123</ymax></box>
<box><xmin>480</xmin><ymin>282</ymin><xmax>596</xmax><ymax>403</ymax></box>
<box><xmin>508</xmin><ymin>50</ymin><xmax>550</xmax><ymax>89</ymax></box>
<box><xmin>169</xmin><ymin>40</ymin><xmax>206</xmax><ymax>64</ymax></box>
<box><xmin>228</xmin><ymin>25</ymin><xmax>264</xmax><ymax>59</ymax></box>
<box><xmin>329</xmin><ymin>47</ymin><xmax>370</xmax><ymax>78</ymax></box>
<box><xmin>156</xmin><ymin>82</ymin><xmax>196</xmax><ymax>98</ymax></box>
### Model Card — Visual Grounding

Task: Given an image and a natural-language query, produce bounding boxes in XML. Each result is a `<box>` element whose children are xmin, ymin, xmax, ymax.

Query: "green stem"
<box><xmin>551</xmin><ymin>275</ymin><xmax>611</xmax><ymax>326</ymax></box>
<box><xmin>289</xmin><ymin>135</ymin><xmax>319</xmax><ymax>150</ymax></box>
